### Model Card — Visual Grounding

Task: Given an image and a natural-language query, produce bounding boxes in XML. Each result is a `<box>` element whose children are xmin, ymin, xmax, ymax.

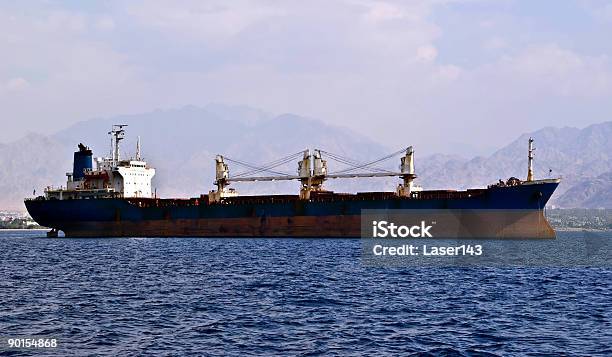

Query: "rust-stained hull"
<box><xmin>31</xmin><ymin>211</ymin><xmax>555</xmax><ymax>239</ymax></box>
<box><xmin>25</xmin><ymin>180</ymin><xmax>560</xmax><ymax>239</ymax></box>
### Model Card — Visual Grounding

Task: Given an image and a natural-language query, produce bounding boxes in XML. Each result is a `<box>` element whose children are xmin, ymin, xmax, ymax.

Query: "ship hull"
<box><xmin>25</xmin><ymin>181</ymin><xmax>559</xmax><ymax>238</ymax></box>
<box><xmin>27</xmin><ymin>211</ymin><xmax>554</xmax><ymax>238</ymax></box>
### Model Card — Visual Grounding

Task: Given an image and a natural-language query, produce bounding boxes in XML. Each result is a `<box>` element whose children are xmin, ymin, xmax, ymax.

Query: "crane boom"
<box><xmin>227</xmin><ymin>171</ymin><xmax>402</xmax><ymax>183</ymax></box>
<box><xmin>229</xmin><ymin>175</ymin><xmax>302</xmax><ymax>182</ymax></box>
<box><xmin>326</xmin><ymin>172</ymin><xmax>402</xmax><ymax>179</ymax></box>
<box><xmin>209</xmin><ymin>147</ymin><xmax>417</xmax><ymax>202</ymax></box>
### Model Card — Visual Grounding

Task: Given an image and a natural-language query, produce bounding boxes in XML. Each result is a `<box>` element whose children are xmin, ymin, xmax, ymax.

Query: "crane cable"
<box><xmin>225</xmin><ymin>147</ymin><xmax>408</xmax><ymax>178</ymax></box>
<box><xmin>322</xmin><ymin>148</ymin><xmax>407</xmax><ymax>175</ymax></box>
<box><xmin>319</xmin><ymin>150</ymin><xmax>396</xmax><ymax>174</ymax></box>
<box><xmin>227</xmin><ymin>151</ymin><xmax>304</xmax><ymax>178</ymax></box>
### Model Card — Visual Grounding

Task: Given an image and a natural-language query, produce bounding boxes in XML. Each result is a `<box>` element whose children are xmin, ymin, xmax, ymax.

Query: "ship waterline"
<box><xmin>25</xmin><ymin>180</ymin><xmax>559</xmax><ymax>238</ymax></box>
<box><xmin>24</xmin><ymin>126</ymin><xmax>560</xmax><ymax>239</ymax></box>
<box><xmin>23</xmin><ymin>210</ymin><xmax>556</xmax><ymax>239</ymax></box>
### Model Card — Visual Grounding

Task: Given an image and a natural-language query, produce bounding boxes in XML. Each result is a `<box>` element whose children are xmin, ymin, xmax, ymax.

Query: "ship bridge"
<box><xmin>44</xmin><ymin>125</ymin><xmax>155</xmax><ymax>200</ymax></box>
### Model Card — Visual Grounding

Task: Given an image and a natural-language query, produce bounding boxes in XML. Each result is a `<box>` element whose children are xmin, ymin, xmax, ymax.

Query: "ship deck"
<box><xmin>125</xmin><ymin>189</ymin><xmax>489</xmax><ymax>208</ymax></box>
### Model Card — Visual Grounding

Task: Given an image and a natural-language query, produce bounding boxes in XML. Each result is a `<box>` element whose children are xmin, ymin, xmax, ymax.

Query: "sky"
<box><xmin>1</xmin><ymin>0</ymin><xmax>612</xmax><ymax>156</ymax></box>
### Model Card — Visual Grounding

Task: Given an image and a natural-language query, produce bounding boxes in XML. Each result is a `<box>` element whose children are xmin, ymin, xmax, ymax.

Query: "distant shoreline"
<box><xmin>0</xmin><ymin>228</ymin><xmax>49</xmax><ymax>231</ymax></box>
<box><xmin>554</xmin><ymin>228</ymin><xmax>611</xmax><ymax>232</ymax></box>
<box><xmin>1</xmin><ymin>228</ymin><xmax>610</xmax><ymax>234</ymax></box>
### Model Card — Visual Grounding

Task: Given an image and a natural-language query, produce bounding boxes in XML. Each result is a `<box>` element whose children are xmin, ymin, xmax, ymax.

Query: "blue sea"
<box><xmin>1</xmin><ymin>230</ymin><xmax>610</xmax><ymax>356</ymax></box>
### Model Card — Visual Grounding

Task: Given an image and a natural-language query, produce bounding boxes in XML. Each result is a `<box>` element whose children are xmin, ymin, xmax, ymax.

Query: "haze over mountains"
<box><xmin>1</xmin><ymin>104</ymin><xmax>610</xmax><ymax>210</ymax></box>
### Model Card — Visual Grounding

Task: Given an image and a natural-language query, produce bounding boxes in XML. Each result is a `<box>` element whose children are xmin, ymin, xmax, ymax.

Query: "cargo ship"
<box><xmin>25</xmin><ymin>125</ymin><xmax>560</xmax><ymax>238</ymax></box>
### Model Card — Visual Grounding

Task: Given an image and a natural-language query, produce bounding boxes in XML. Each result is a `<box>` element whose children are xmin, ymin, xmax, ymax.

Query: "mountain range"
<box><xmin>1</xmin><ymin>104</ymin><xmax>610</xmax><ymax>210</ymax></box>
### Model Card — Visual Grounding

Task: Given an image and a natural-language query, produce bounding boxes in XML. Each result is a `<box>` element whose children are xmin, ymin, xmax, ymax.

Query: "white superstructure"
<box><xmin>45</xmin><ymin>125</ymin><xmax>155</xmax><ymax>200</ymax></box>
<box><xmin>112</xmin><ymin>160</ymin><xmax>155</xmax><ymax>198</ymax></box>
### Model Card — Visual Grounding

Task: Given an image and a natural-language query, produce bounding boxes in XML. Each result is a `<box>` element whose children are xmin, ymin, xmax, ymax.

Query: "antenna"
<box><xmin>109</xmin><ymin>124</ymin><xmax>128</xmax><ymax>165</ymax></box>
<box><xmin>136</xmin><ymin>136</ymin><xmax>141</xmax><ymax>160</ymax></box>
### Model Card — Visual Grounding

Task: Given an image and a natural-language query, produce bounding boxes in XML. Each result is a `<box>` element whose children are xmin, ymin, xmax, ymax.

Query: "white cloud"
<box><xmin>0</xmin><ymin>6</ymin><xmax>146</xmax><ymax>140</ymax></box>
<box><xmin>587</xmin><ymin>2</ymin><xmax>612</xmax><ymax>22</ymax></box>
<box><xmin>1</xmin><ymin>1</ymin><xmax>612</xmax><ymax>156</ymax></box>
<box><xmin>416</xmin><ymin>45</ymin><xmax>438</xmax><ymax>62</ymax></box>
<box><xmin>36</xmin><ymin>10</ymin><xmax>88</xmax><ymax>33</ymax></box>
<box><xmin>404</xmin><ymin>43</ymin><xmax>612</xmax><ymax>151</ymax></box>
<box><xmin>4</xmin><ymin>77</ymin><xmax>30</xmax><ymax>92</ymax></box>
<box><xmin>125</xmin><ymin>0</ymin><xmax>284</xmax><ymax>43</ymax></box>
<box><xmin>488</xmin><ymin>44</ymin><xmax>611</xmax><ymax>97</ymax></box>
<box><xmin>435</xmin><ymin>65</ymin><xmax>462</xmax><ymax>81</ymax></box>
<box><xmin>483</xmin><ymin>37</ymin><xmax>506</xmax><ymax>50</ymax></box>
<box><xmin>95</xmin><ymin>16</ymin><xmax>116</xmax><ymax>31</ymax></box>
<box><xmin>363</xmin><ymin>1</ymin><xmax>411</xmax><ymax>23</ymax></box>
<box><xmin>603</xmin><ymin>3</ymin><xmax>612</xmax><ymax>21</ymax></box>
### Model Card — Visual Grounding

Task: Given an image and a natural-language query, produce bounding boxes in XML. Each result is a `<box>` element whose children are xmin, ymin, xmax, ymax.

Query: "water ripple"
<box><xmin>0</xmin><ymin>230</ymin><xmax>610</xmax><ymax>356</ymax></box>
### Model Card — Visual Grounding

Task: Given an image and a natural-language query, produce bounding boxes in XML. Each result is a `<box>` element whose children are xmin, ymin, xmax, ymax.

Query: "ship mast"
<box><xmin>298</xmin><ymin>150</ymin><xmax>312</xmax><ymax>199</ymax></box>
<box><xmin>212</xmin><ymin>155</ymin><xmax>231</xmax><ymax>201</ymax></box>
<box><xmin>397</xmin><ymin>146</ymin><xmax>416</xmax><ymax>197</ymax></box>
<box><xmin>527</xmin><ymin>137</ymin><xmax>534</xmax><ymax>182</ymax></box>
<box><xmin>108</xmin><ymin>124</ymin><xmax>127</xmax><ymax>166</ymax></box>
<box><xmin>136</xmin><ymin>136</ymin><xmax>141</xmax><ymax>161</ymax></box>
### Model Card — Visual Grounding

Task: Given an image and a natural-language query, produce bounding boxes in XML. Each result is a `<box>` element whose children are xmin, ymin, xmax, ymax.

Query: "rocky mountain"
<box><xmin>2</xmin><ymin>104</ymin><xmax>392</xmax><ymax>210</ymax></box>
<box><xmin>1</xmin><ymin>104</ymin><xmax>611</xmax><ymax>210</ymax></box>
<box><xmin>0</xmin><ymin>133</ymin><xmax>73</xmax><ymax>210</ymax></box>
<box><xmin>556</xmin><ymin>171</ymin><xmax>612</xmax><ymax>208</ymax></box>
<box><xmin>417</xmin><ymin>122</ymin><xmax>612</xmax><ymax>207</ymax></box>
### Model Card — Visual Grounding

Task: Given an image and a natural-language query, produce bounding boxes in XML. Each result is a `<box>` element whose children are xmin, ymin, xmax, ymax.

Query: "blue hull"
<box><xmin>25</xmin><ymin>181</ymin><xmax>559</xmax><ymax>238</ymax></box>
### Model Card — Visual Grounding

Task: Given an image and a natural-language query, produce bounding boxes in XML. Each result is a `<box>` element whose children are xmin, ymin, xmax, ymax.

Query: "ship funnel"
<box><xmin>73</xmin><ymin>143</ymin><xmax>93</xmax><ymax>180</ymax></box>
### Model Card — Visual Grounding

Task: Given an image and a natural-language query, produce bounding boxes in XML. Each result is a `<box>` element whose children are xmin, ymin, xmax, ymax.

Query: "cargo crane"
<box><xmin>26</xmin><ymin>132</ymin><xmax>561</xmax><ymax>239</ymax></box>
<box><xmin>209</xmin><ymin>147</ymin><xmax>417</xmax><ymax>202</ymax></box>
